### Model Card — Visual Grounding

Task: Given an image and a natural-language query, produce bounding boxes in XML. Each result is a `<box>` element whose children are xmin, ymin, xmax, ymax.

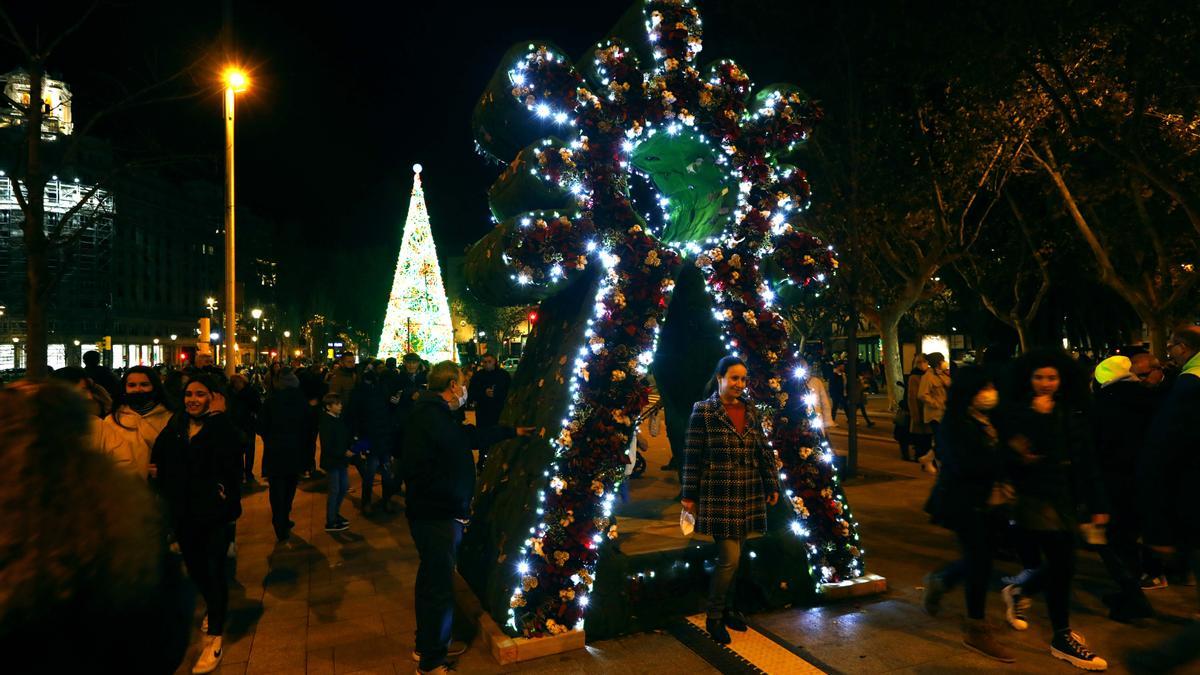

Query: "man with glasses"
<box><xmin>1130</xmin><ymin>326</ymin><xmax>1200</xmax><ymax>671</ymax></box>
<box><xmin>1130</xmin><ymin>353</ymin><xmax>1165</xmax><ymax>388</ymax></box>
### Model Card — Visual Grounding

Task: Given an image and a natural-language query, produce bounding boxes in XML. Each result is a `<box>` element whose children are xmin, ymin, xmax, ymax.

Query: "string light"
<box><xmin>488</xmin><ymin>0</ymin><xmax>861</xmax><ymax>636</ymax></box>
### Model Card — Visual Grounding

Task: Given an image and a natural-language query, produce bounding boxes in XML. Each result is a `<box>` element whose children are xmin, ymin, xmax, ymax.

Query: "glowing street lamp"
<box><xmin>222</xmin><ymin>66</ymin><xmax>250</xmax><ymax>376</ymax></box>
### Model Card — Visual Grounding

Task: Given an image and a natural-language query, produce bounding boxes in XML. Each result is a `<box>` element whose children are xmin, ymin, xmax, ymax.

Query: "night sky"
<box><xmin>5</xmin><ymin>1</ymin><xmax>821</xmax><ymax>327</ymax></box>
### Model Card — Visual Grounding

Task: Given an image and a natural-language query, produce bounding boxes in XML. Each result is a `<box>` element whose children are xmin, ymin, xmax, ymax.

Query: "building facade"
<box><xmin>0</xmin><ymin>68</ymin><xmax>281</xmax><ymax>371</ymax></box>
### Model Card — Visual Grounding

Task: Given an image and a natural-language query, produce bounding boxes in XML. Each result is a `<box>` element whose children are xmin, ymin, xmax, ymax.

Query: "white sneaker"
<box><xmin>1002</xmin><ymin>585</ymin><xmax>1030</xmax><ymax>631</ymax></box>
<box><xmin>226</xmin><ymin>541</ymin><xmax>238</xmax><ymax>559</ymax></box>
<box><xmin>918</xmin><ymin>451</ymin><xmax>938</xmax><ymax>475</ymax></box>
<box><xmin>191</xmin><ymin>635</ymin><xmax>223</xmax><ymax>674</ymax></box>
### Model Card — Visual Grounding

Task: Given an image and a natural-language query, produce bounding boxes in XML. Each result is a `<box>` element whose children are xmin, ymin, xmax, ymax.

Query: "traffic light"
<box><xmin>102</xmin><ymin>335</ymin><xmax>112</xmax><ymax>350</ymax></box>
<box><xmin>528</xmin><ymin>311</ymin><xmax>538</xmax><ymax>324</ymax></box>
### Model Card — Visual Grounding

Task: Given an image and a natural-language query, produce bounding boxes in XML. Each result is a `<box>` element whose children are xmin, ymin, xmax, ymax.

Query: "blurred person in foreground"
<box><xmin>1127</xmin><ymin>326</ymin><xmax>1200</xmax><ymax>674</ymax></box>
<box><xmin>0</xmin><ymin>380</ymin><xmax>192</xmax><ymax>673</ymax></box>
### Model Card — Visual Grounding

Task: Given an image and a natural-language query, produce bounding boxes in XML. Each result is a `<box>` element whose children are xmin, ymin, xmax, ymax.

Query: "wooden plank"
<box><xmin>454</xmin><ymin>571</ymin><xmax>586</xmax><ymax>665</ymax></box>
<box><xmin>818</xmin><ymin>573</ymin><xmax>887</xmax><ymax>600</ymax></box>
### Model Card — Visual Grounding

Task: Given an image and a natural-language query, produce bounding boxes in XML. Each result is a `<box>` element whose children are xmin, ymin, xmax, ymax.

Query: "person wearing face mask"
<box><xmin>921</xmin><ymin>367</ymin><xmax>1014</xmax><ymax>662</ymax></box>
<box><xmin>151</xmin><ymin>375</ymin><xmax>243</xmax><ymax>674</ymax></box>
<box><xmin>98</xmin><ymin>366</ymin><xmax>173</xmax><ymax>479</ymax></box>
<box><xmin>400</xmin><ymin>361</ymin><xmax>533</xmax><ymax>674</ymax></box>
<box><xmin>681</xmin><ymin>356</ymin><xmax>782</xmax><ymax>646</ymax></box>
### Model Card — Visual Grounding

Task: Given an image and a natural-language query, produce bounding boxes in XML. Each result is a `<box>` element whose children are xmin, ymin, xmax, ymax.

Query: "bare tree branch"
<box><xmin>0</xmin><ymin>5</ymin><xmax>31</xmax><ymax>58</ymax></box>
<box><xmin>41</xmin><ymin>0</ymin><xmax>102</xmax><ymax>59</ymax></box>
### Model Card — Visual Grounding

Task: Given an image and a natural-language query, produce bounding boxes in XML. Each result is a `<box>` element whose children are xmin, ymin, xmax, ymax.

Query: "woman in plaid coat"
<box><xmin>681</xmin><ymin>356</ymin><xmax>780</xmax><ymax>644</ymax></box>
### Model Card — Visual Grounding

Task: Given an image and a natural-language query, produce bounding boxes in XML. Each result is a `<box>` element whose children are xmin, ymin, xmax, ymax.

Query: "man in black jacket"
<box><xmin>401</xmin><ymin>361</ymin><xmax>532</xmax><ymax>674</ymax></box>
<box><xmin>467</xmin><ymin>352</ymin><xmax>511</xmax><ymax>471</ymax></box>
<box><xmin>259</xmin><ymin>369</ymin><xmax>309</xmax><ymax>542</ymax></box>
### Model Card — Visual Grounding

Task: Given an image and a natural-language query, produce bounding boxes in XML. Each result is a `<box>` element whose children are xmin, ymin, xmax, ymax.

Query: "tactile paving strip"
<box><xmin>671</xmin><ymin>613</ymin><xmax>826</xmax><ymax>674</ymax></box>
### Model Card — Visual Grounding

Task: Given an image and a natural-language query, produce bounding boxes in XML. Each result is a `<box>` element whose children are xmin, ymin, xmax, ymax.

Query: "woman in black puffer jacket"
<box><xmin>152</xmin><ymin>374</ymin><xmax>242</xmax><ymax>674</ymax></box>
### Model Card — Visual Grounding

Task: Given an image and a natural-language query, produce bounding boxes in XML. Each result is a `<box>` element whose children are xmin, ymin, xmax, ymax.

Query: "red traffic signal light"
<box><xmin>528</xmin><ymin>311</ymin><xmax>538</xmax><ymax>324</ymax></box>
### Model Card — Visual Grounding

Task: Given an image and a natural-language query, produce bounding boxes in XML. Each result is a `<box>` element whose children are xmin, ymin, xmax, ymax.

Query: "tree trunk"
<box><xmin>879</xmin><ymin>311</ymin><xmax>904</xmax><ymax>410</ymax></box>
<box><xmin>1145</xmin><ymin>315</ymin><xmax>1172</xmax><ymax>361</ymax></box>
<box><xmin>22</xmin><ymin>63</ymin><xmax>48</xmax><ymax>378</ymax></box>
<box><xmin>1014</xmin><ymin>319</ymin><xmax>1030</xmax><ymax>354</ymax></box>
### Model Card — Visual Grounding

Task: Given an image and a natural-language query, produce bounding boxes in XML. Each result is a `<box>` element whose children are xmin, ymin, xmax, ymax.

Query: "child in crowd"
<box><xmin>319</xmin><ymin>393</ymin><xmax>353</xmax><ymax>532</ymax></box>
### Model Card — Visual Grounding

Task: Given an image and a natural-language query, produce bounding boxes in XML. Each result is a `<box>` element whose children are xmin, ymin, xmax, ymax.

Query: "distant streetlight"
<box><xmin>170</xmin><ymin>334</ymin><xmax>178</xmax><ymax>341</ymax></box>
<box><xmin>251</xmin><ymin>335</ymin><xmax>258</xmax><ymax>343</ymax></box>
<box><xmin>251</xmin><ymin>308</ymin><xmax>263</xmax><ymax>320</ymax></box>
<box><xmin>283</xmin><ymin>330</ymin><xmax>291</xmax><ymax>338</ymax></box>
<box><xmin>222</xmin><ymin>66</ymin><xmax>250</xmax><ymax>376</ymax></box>
<box><xmin>153</xmin><ymin>338</ymin><xmax>160</xmax><ymax>345</ymax></box>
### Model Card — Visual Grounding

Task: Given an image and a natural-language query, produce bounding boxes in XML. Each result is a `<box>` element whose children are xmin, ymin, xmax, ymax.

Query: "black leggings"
<box><xmin>177</xmin><ymin>521</ymin><xmax>229</xmax><ymax>636</ymax></box>
<box><xmin>1017</xmin><ymin>530</ymin><xmax>1075</xmax><ymax>633</ymax></box>
<box><xmin>939</xmin><ymin>513</ymin><xmax>998</xmax><ymax>619</ymax></box>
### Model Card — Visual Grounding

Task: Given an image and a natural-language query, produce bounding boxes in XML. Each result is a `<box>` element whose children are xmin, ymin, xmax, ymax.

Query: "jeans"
<box><xmin>268</xmin><ymin>474</ymin><xmax>299</xmax><ymax>540</ymax></box>
<box><xmin>707</xmin><ymin>537</ymin><xmax>743</xmax><ymax>619</ymax></box>
<box><xmin>177</xmin><ymin>521</ymin><xmax>229</xmax><ymax>636</ymax></box>
<box><xmin>410</xmin><ymin>518</ymin><xmax>464</xmax><ymax>671</ymax></box>
<box><xmin>326</xmin><ymin>467</ymin><xmax>349</xmax><ymax>526</ymax></box>
<box><xmin>1017</xmin><ymin>530</ymin><xmax>1075</xmax><ymax>633</ymax></box>
<box><xmin>939</xmin><ymin>513</ymin><xmax>998</xmax><ymax>619</ymax></box>
<box><xmin>357</xmin><ymin>453</ymin><xmax>393</xmax><ymax>506</ymax></box>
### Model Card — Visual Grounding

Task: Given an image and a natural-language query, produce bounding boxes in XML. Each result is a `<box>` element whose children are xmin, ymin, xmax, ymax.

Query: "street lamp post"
<box><xmin>223</xmin><ymin>68</ymin><xmax>248</xmax><ymax>376</ymax></box>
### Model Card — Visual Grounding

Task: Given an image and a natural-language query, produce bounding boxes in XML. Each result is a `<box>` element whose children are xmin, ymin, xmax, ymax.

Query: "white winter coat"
<box><xmin>97</xmin><ymin>404</ymin><xmax>173</xmax><ymax>479</ymax></box>
<box><xmin>808</xmin><ymin>376</ymin><xmax>836</xmax><ymax>428</ymax></box>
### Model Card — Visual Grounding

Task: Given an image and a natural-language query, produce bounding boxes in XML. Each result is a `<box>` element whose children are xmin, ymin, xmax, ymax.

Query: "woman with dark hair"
<box><xmin>921</xmin><ymin>366</ymin><xmax>1013</xmax><ymax>662</ymax></box>
<box><xmin>905</xmin><ymin>354</ymin><xmax>932</xmax><ymax>463</ymax></box>
<box><xmin>151</xmin><ymin>375</ymin><xmax>243</xmax><ymax>674</ymax></box>
<box><xmin>918</xmin><ymin>352</ymin><xmax>951</xmax><ymax>474</ymax></box>
<box><xmin>98</xmin><ymin>365</ymin><xmax>173</xmax><ymax>479</ymax></box>
<box><xmin>681</xmin><ymin>356</ymin><xmax>781</xmax><ymax>645</ymax></box>
<box><xmin>1000</xmin><ymin>350</ymin><xmax>1108</xmax><ymax>671</ymax></box>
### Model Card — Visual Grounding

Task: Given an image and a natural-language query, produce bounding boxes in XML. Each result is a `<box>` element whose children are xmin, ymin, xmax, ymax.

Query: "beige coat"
<box><xmin>97</xmin><ymin>404</ymin><xmax>173</xmax><ymax>479</ymax></box>
<box><xmin>918</xmin><ymin>368</ymin><xmax>951</xmax><ymax>425</ymax></box>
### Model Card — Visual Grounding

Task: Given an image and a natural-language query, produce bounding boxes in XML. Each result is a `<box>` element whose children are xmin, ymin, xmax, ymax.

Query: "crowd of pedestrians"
<box><xmin>918</xmin><ymin>325</ymin><xmax>1200</xmax><ymax>671</ymax></box>
<box><xmin>0</xmin><ymin>347</ymin><xmax>519</xmax><ymax>674</ymax></box>
<box><xmin>4</xmin><ymin>326</ymin><xmax>1199</xmax><ymax>673</ymax></box>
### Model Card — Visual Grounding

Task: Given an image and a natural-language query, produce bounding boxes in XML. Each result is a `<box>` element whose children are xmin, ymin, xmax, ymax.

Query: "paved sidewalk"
<box><xmin>174</xmin><ymin>452</ymin><xmax>717</xmax><ymax>674</ymax></box>
<box><xmin>174</xmin><ymin>399</ymin><xmax>1200</xmax><ymax>673</ymax></box>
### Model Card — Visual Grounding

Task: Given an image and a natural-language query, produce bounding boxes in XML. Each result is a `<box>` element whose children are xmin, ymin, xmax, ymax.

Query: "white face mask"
<box><xmin>448</xmin><ymin>382</ymin><xmax>468</xmax><ymax>410</ymax></box>
<box><xmin>974</xmin><ymin>389</ymin><xmax>999</xmax><ymax>410</ymax></box>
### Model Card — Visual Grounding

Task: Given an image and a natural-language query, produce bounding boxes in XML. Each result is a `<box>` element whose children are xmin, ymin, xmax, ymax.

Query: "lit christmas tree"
<box><xmin>377</xmin><ymin>164</ymin><xmax>456</xmax><ymax>362</ymax></box>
